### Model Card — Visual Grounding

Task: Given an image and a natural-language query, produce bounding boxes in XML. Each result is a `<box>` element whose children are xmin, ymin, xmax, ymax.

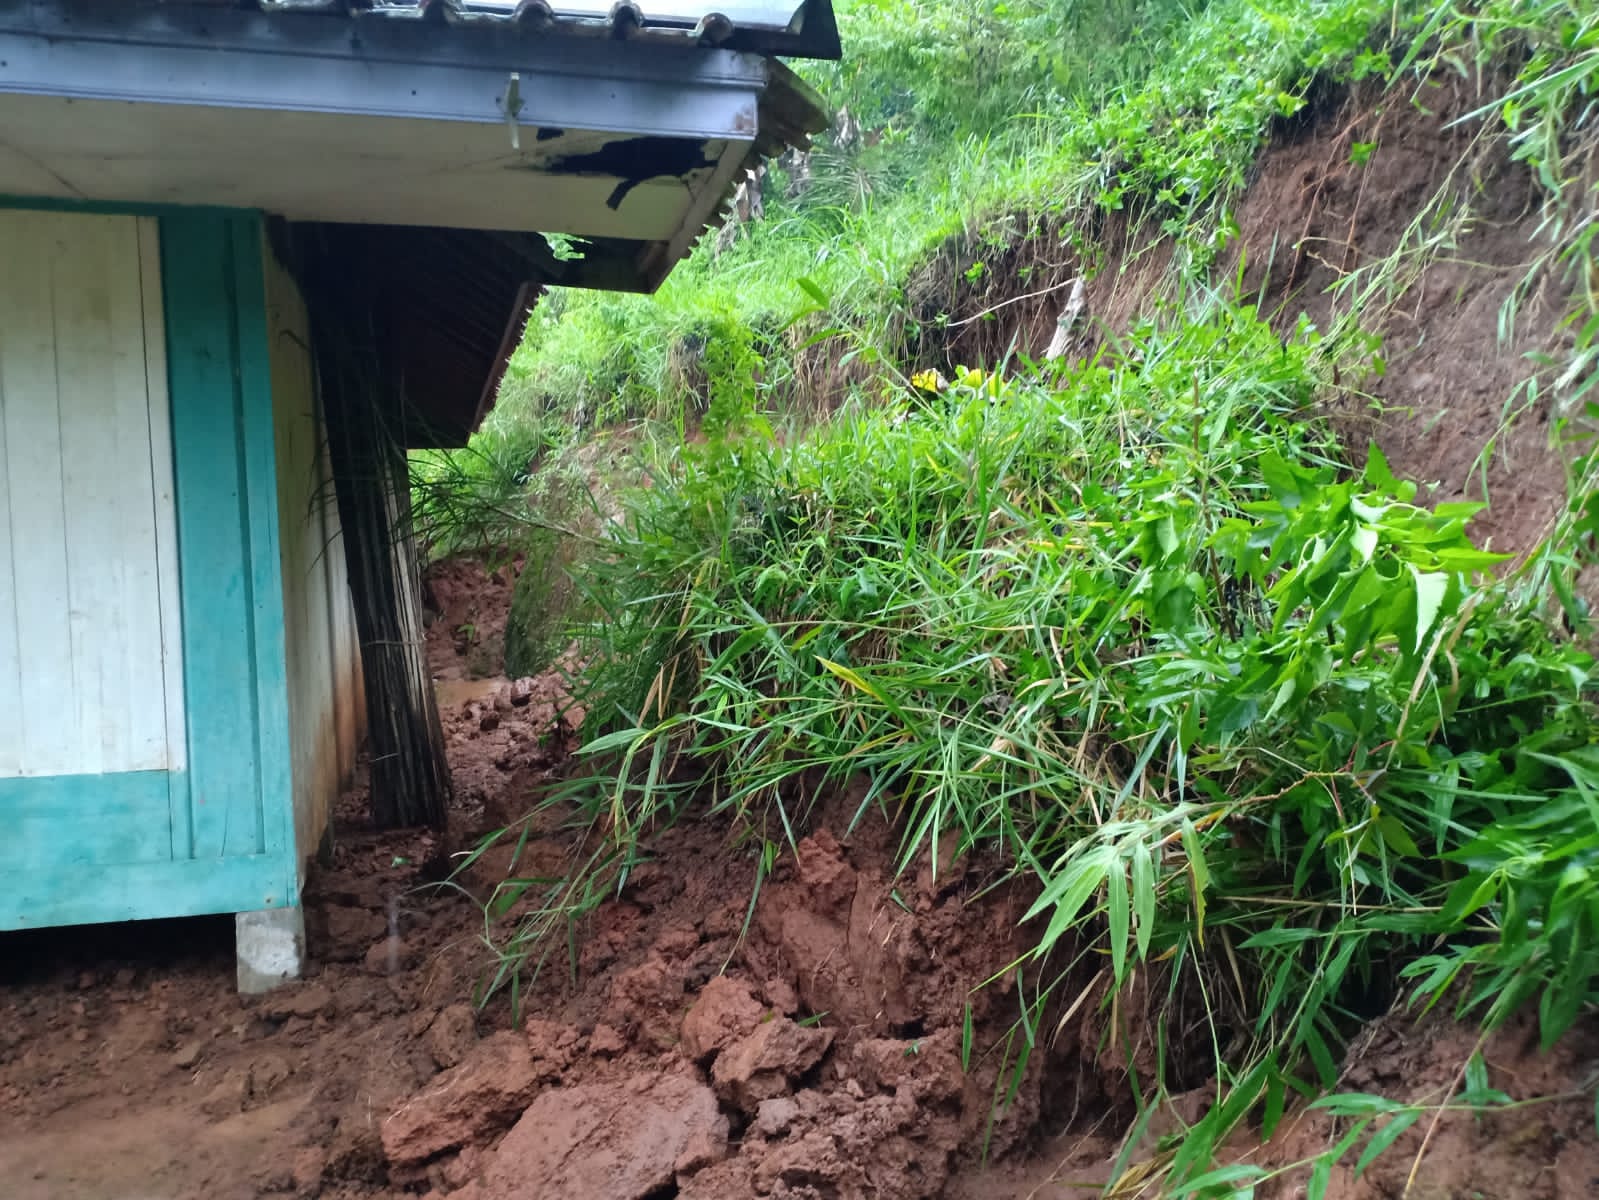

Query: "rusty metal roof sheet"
<box><xmin>250</xmin><ymin>0</ymin><xmax>841</xmax><ymax>58</ymax></box>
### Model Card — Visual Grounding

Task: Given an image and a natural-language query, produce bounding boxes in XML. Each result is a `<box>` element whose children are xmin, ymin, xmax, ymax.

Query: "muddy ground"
<box><xmin>0</xmin><ymin>556</ymin><xmax>1093</xmax><ymax>1200</ymax></box>
<box><xmin>4</xmin><ymin>554</ymin><xmax>1596</xmax><ymax>1200</ymax></box>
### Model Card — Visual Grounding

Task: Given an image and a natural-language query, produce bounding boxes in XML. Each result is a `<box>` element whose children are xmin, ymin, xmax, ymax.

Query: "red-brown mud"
<box><xmin>0</xmin><ymin>557</ymin><xmax>1065</xmax><ymax>1200</ymax></box>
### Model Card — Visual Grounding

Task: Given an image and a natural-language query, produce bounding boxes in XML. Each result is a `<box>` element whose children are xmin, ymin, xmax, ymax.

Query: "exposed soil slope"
<box><xmin>927</xmin><ymin>73</ymin><xmax>1584</xmax><ymax>562</ymax></box>
<box><xmin>1229</xmin><ymin>72</ymin><xmax>1579</xmax><ymax>559</ymax></box>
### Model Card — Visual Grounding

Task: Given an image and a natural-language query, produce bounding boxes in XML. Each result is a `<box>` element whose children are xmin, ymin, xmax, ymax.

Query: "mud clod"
<box><xmin>380</xmin><ymin>1032</ymin><xmax>541</xmax><ymax>1172</ymax></box>
<box><xmin>753</xmin><ymin>1095</ymin><xmax>801</xmax><ymax>1138</ymax></box>
<box><xmin>422</xmin><ymin>1003</ymin><xmax>478</xmax><ymax>1070</ymax></box>
<box><xmin>261</xmin><ymin>982</ymin><xmax>333</xmax><ymax>1021</ymax></box>
<box><xmin>681</xmin><ymin>974</ymin><xmax>767</xmax><ymax>1064</ymax></box>
<box><xmin>463</xmin><ymin>1072</ymin><xmax>726</xmax><ymax>1199</ymax></box>
<box><xmin>589</xmin><ymin>1021</ymin><xmax>627</xmax><ymax>1057</ymax></box>
<box><xmin>712</xmin><ymin>1017</ymin><xmax>834</xmax><ymax>1113</ymax></box>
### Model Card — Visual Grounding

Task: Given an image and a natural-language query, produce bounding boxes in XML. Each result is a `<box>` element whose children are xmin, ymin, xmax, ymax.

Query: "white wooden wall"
<box><xmin>0</xmin><ymin>211</ymin><xmax>185</xmax><ymax>779</ymax></box>
<box><xmin>263</xmin><ymin>240</ymin><xmax>363</xmax><ymax>871</ymax></box>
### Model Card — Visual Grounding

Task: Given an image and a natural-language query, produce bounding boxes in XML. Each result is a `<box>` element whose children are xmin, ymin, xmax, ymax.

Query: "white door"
<box><xmin>0</xmin><ymin>210</ymin><xmax>186</xmax><ymax>779</ymax></box>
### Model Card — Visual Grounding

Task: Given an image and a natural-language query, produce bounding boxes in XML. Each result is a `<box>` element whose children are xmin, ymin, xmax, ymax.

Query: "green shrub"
<box><xmin>494</xmin><ymin>298</ymin><xmax>1598</xmax><ymax>1193</ymax></box>
<box><xmin>448</xmin><ymin>3</ymin><xmax>1599</xmax><ymax>1188</ymax></box>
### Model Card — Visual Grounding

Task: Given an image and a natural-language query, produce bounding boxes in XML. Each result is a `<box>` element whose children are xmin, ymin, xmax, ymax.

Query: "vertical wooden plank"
<box><xmin>305</xmin><ymin>430</ymin><xmax>337</xmax><ymax>824</ymax></box>
<box><xmin>52</xmin><ymin>213</ymin><xmax>114</xmax><ymax>776</ymax></box>
<box><xmin>101</xmin><ymin>216</ymin><xmax>174</xmax><ymax>772</ymax></box>
<box><xmin>55</xmin><ymin>214</ymin><xmax>171</xmax><ymax>775</ymax></box>
<box><xmin>233</xmin><ymin>218</ymin><xmax>292</xmax><ymax>867</ymax></box>
<box><xmin>0</xmin><ymin>221</ymin><xmax>20</xmax><ymax>777</ymax></box>
<box><xmin>0</xmin><ymin>211</ymin><xmax>75</xmax><ymax>776</ymax></box>
<box><xmin>160</xmin><ymin>211</ymin><xmax>292</xmax><ymax>900</ymax></box>
<box><xmin>317</xmin><ymin>434</ymin><xmax>344</xmax><ymax>785</ymax></box>
<box><xmin>138</xmin><ymin>217</ymin><xmax>188</xmax><ymax>776</ymax></box>
<box><xmin>0</xmin><ymin>209</ymin><xmax>182</xmax><ymax>782</ymax></box>
<box><xmin>315</xmin><ymin>373</ymin><xmax>362</xmax><ymax>786</ymax></box>
<box><xmin>323</xmin><ymin>431</ymin><xmax>361</xmax><ymax>784</ymax></box>
<box><xmin>266</xmin><ymin>237</ymin><xmax>319</xmax><ymax>871</ymax></box>
<box><xmin>162</xmin><ymin>211</ymin><xmax>262</xmax><ymax>860</ymax></box>
<box><xmin>328</xmin><ymin>477</ymin><xmax>363</xmax><ymax>784</ymax></box>
<box><xmin>91</xmin><ymin>216</ymin><xmax>151</xmax><ymax>768</ymax></box>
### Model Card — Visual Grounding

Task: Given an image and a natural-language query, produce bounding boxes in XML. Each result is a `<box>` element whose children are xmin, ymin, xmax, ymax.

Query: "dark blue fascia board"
<box><xmin>0</xmin><ymin>0</ymin><xmax>772</xmax><ymax>139</ymax></box>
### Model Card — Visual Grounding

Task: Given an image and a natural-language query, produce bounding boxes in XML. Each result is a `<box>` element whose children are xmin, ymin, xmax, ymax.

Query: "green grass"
<box><xmin>640</xmin><ymin>321</ymin><xmax>1598</xmax><ymax>1171</ymax></box>
<box><xmin>435</xmin><ymin>0</ymin><xmax>1598</xmax><ymax>564</ymax></box>
<box><xmin>445</xmin><ymin>0</ymin><xmax>1599</xmax><ymax>1191</ymax></box>
<box><xmin>473</xmin><ymin>0</ymin><xmax>1431</xmax><ymax>450</ymax></box>
<box><xmin>467</xmin><ymin>0</ymin><xmax>1284</xmax><ymax>465</ymax></box>
<box><xmin>473</xmin><ymin>296</ymin><xmax>1599</xmax><ymax>1193</ymax></box>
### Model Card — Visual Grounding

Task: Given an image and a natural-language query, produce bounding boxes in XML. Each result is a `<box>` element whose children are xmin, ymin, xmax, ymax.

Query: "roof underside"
<box><xmin>0</xmin><ymin>0</ymin><xmax>833</xmax><ymax>445</ymax></box>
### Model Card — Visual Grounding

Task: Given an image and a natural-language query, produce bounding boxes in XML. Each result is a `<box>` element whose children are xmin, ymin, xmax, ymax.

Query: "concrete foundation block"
<box><xmin>236</xmin><ymin>906</ymin><xmax>306</xmax><ymax>994</ymax></box>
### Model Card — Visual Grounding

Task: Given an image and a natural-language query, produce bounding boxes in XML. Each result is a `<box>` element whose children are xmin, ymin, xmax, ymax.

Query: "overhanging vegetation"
<box><xmin>432</xmin><ymin>0</ymin><xmax>1599</xmax><ymax>1192</ymax></box>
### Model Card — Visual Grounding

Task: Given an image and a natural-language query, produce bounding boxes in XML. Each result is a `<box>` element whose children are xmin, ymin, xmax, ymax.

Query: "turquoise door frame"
<box><xmin>0</xmin><ymin>200</ymin><xmax>298</xmax><ymax>929</ymax></box>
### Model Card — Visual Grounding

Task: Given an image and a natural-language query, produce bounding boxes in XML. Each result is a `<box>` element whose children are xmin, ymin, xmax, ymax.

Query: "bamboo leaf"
<box><xmin>1107</xmin><ymin>861</ymin><xmax>1130</xmax><ymax>982</ymax></box>
<box><xmin>1355</xmin><ymin>1109</ymin><xmax>1421</xmax><ymax>1177</ymax></box>
<box><xmin>1165</xmin><ymin>1164</ymin><xmax>1266</xmax><ymax>1197</ymax></box>
<box><xmin>816</xmin><ymin>656</ymin><xmax>887</xmax><ymax>704</ymax></box>
<box><xmin>1131</xmin><ymin>839</ymin><xmax>1156</xmax><ymax>961</ymax></box>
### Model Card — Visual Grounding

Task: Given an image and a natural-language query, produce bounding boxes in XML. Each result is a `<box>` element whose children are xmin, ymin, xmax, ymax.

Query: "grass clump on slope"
<box><xmin>476</xmin><ymin>297</ymin><xmax>1599</xmax><ymax>1190</ymax></box>
<box><xmin>456</xmin><ymin>0</ymin><xmax>1599</xmax><ymax>1190</ymax></box>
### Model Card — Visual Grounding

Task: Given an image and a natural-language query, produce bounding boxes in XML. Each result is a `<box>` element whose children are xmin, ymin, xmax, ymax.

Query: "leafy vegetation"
<box><xmin>445</xmin><ymin>0</ymin><xmax>1599</xmax><ymax>1192</ymax></box>
<box><xmin>467</xmin><ymin>0</ymin><xmax>1594</xmax><ymax>465</ymax></box>
<box><xmin>532</xmin><ymin>310</ymin><xmax>1596</xmax><ymax>1189</ymax></box>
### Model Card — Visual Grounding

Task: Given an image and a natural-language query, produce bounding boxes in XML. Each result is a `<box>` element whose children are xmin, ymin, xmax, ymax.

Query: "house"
<box><xmin>0</xmin><ymin>0</ymin><xmax>832</xmax><ymax>989</ymax></box>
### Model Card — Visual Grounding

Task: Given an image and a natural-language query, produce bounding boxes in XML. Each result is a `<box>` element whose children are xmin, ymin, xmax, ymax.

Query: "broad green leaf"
<box><xmin>1260</xmin><ymin>452</ymin><xmax>1304</xmax><ymax>508</ymax></box>
<box><xmin>1262</xmin><ymin>1068</ymin><xmax>1286</xmax><ymax>1140</ymax></box>
<box><xmin>1433</xmin><ymin>546</ymin><xmax>1514</xmax><ymax>571</ymax></box>
<box><xmin>1363</xmin><ymin>440</ymin><xmax>1397</xmax><ymax>491</ymax></box>
<box><xmin>1026</xmin><ymin>847</ymin><xmax>1116</xmax><ymax>953</ymax></box>
<box><xmin>1181</xmin><ymin>818</ymin><xmax>1210</xmax><ymax>941</ymax></box>
<box><xmin>1351</xmin><ymin>523</ymin><xmax>1379</xmax><ymax>563</ymax></box>
<box><xmin>1375</xmin><ymin>813</ymin><xmax>1420</xmax><ymax>858</ymax></box>
<box><xmin>1410</xmin><ymin>566</ymin><xmax>1449</xmax><ymax>651</ymax></box>
<box><xmin>1241</xmin><ymin>927</ymin><xmax>1322</xmax><ymax>949</ymax></box>
<box><xmin>1438</xmin><ymin>872</ymin><xmax>1502</xmax><ymax>924</ymax></box>
<box><xmin>1156</xmin><ymin>514</ymin><xmax>1180</xmax><ymax>557</ymax></box>
<box><xmin>795</xmin><ymin>276</ymin><xmax>830</xmax><ymax>307</ymax></box>
<box><xmin>578</xmin><ymin>726</ymin><xmax>648</xmax><ymax>755</ymax></box>
<box><xmin>1265</xmin><ymin>672</ymin><xmax>1298</xmax><ymax>722</ymax></box>
<box><xmin>1302</xmin><ymin>1022</ymin><xmax>1338</xmax><ymax>1089</ymax></box>
<box><xmin>1307</xmin><ymin>1157</ymin><xmax>1332</xmax><ymax>1200</ymax></box>
<box><xmin>1213</xmin><ymin>693</ymin><xmax>1261</xmax><ymax>736</ymax></box>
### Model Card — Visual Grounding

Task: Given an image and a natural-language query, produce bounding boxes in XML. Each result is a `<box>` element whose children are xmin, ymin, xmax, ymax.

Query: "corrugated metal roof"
<box><xmin>249</xmin><ymin>0</ymin><xmax>841</xmax><ymax>57</ymax></box>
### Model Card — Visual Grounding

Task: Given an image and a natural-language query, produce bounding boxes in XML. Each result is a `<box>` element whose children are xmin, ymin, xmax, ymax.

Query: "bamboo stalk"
<box><xmin>300</xmin><ymin>229</ymin><xmax>453</xmax><ymax>831</ymax></box>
